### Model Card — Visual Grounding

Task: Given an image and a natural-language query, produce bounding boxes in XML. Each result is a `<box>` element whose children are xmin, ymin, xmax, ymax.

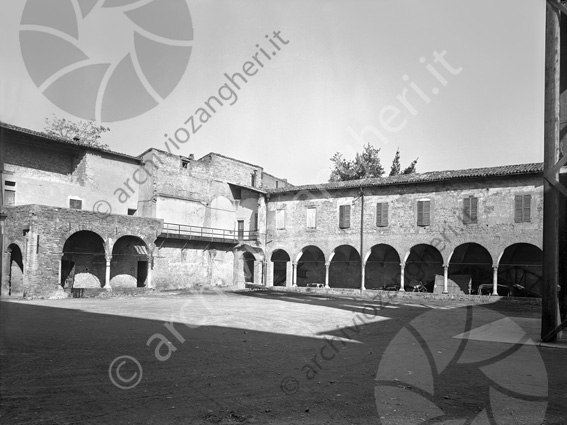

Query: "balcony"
<box><xmin>159</xmin><ymin>222</ymin><xmax>259</xmax><ymax>243</ymax></box>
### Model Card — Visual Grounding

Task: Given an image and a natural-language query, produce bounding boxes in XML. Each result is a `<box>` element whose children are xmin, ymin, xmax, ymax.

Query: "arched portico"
<box><xmin>61</xmin><ymin>231</ymin><xmax>106</xmax><ymax>289</ymax></box>
<box><xmin>3</xmin><ymin>243</ymin><xmax>24</xmax><ymax>297</ymax></box>
<box><xmin>365</xmin><ymin>244</ymin><xmax>401</xmax><ymax>290</ymax></box>
<box><xmin>295</xmin><ymin>245</ymin><xmax>325</xmax><ymax>287</ymax></box>
<box><xmin>110</xmin><ymin>236</ymin><xmax>151</xmax><ymax>288</ymax></box>
<box><xmin>270</xmin><ymin>249</ymin><xmax>291</xmax><ymax>287</ymax></box>
<box><xmin>497</xmin><ymin>243</ymin><xmax>543</xmax><ymax>297</ymax></box>
<box><xmin>403</xmin><ymin>244</ymin><xmax>443</xmax><ymax>292</ymax></box>
<box><xmin>329</xmin><ymin>245</ymin><xmax>361</xmax><ymax>289</ymax></box>
<box><xmin>448</xmin><ymin>243</ymin><xmax>493</xmax><ymax>294</ymax></box>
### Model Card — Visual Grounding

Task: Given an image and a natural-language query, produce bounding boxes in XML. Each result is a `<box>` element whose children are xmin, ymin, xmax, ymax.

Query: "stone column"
<box><xmin>292</xmin><ymin>262</ymin><xmax>297</xmax><ymax>287</ymax></box>
<box><xmin>325</xmin><ymin>262</ymin><xmax>330</xmax><ymax>288</ymax></box>
<box><xmin>361</xmin><ymin>262</ymin><xmax>366</xmax><ymax>291</ymax></box>
<box><xmin>399</xmin><ymin>262</ymin><xmax>405</xmax><ymax>292</ymax></box>
<box><xmin>105</xmin><ymin>255</ymin><xmax>112</xmax><ymax>290</ymax></box>
<box><xmin>443</xmin><ymin>265</ymin><xmax>449</xmax><ymax>294</ymax></box>
<box><xmin>285</xmin><ymin>261</ymin><xmax>292</xmax><ymax>287</ymax></box>
<box><xmin>266</xmin><ymin>260</ymin><xmax>274</xmax><ymax>287</ymax></box>
<box><xmin>492</xmin><ymin>265</ymin><xmax>499</xmax><ymax>296</ymax></box>
<box><xmin>146</xmin><ymin>256</ymin><xmax>153</xmax><ymax>289</ymax></box>
<box><xmin>254</xmin><ymin>260</ymin><xmax>263</xmax><ymax>285</ymax></box>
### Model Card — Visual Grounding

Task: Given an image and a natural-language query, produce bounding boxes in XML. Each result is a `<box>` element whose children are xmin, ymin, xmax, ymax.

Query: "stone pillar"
<box><xmin>146</xmin><ymin>256</ymin><xmax>153</xmax><ymax>289</ymax></box>
<box><xmin>361</xmin><ymin>262</ymin><xmax>366</xmax><ymax>290</ymax></box>
<box><xmin>492</xmin><ymin>265</ymin><xmax>499</xmax><ymax>296</ymax></box>
<box><xmin>105</xmin><ymin>255</ymin><xmax>112</xmax><ymax>290</ymax></box>
<box><xmin>254</xmin><ymin>260</ymin><xmax>263</xmax><ymax>285</ymax></box>
<box><xmin>399</xmin><ymin>262</ymin><xmax>405</xmax><ymax>292</ymax></box>
<box><xmin>266</xmin><ymin>260</ymin><xmax>274</xmax><ymax>287</ymax></box>
<box><xmin>292</xmin><ymin>262</ymin><xmax>297</xmax><ymax>287</ymax></box>
<box><xmin>325</xmin><ymin>262</ymin><xmax>330</xmax><ymax>288</ymax></box>
<box><xmin>285</xmin><ymin>261</ymin><xmax>292</xmax><ymax>287</ymax></box>
<box><xmin>443</xmin><ymin>265</ymin><xmax>449</xmax><ymax>294</ymax></box>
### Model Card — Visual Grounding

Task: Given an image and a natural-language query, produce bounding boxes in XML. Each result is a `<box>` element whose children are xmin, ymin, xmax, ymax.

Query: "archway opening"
<box><xmin>243</xmin><ymin>252</ymin><xmax>255</xmax><ymax>283</ymax></box>
<box><xmin>405</xmin><ymin>244</ymin><xmax>443</xmax><ymax>292</ymax></box>
<box><xmin>449</xmin><ymin>243</ymin><xmax>493</xmax><ymax>294</ymax></box>
<box><xmin>365</xmin><ymin>244</ymin><xmax>400</xmax><ymax>290</ymax></box>
<box><xmin>330</xmin><ymin>245</ymin><xmax>361</xmax><ymax>289</ymax></box>
<box><xmin>61</xmin><ymin>231</ymin><xmax>106</xmax><ymax>288</ymax></box>
<box><xmin>498</xmin><ymin>243</ymin><xmax>543</xmax><ymax>297</ymax></box>
<box><xmin>5</xmin><ymin>244</ymin><xmax>24</xmax><ymax>296</ymax></box>
<box><xmin>297</xmin><ymin>246</ymin><xmax>325</xmax><ymax>287</ymax></box>
<box><xmin>271</xmin><ymin>249</ymin><xmax>290</xmax><ymax>287</ymax></box>
<box><xmin>111</xmin><ymin>236</ymin><xmax>149</xmax><ymax>288</ymax></box>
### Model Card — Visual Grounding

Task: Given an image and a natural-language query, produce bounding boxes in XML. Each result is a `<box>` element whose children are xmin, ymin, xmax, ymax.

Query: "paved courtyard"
<box><xmin>1</xmin><ymin>290</ymin><xmax>565</xmax><ymax>424</ymax></box>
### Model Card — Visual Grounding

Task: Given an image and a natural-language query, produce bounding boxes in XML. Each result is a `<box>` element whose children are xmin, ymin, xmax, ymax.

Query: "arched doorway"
<box><xmin>61</xmin><ymin>231</ymin><xmax>106</xmax><ymax>288</ymax></box>
<box><xmin>449</xmin><ymin>243</ymin><xmax>493</xmax><ymax>294</ymax></box>
<box><xmin>111</xmin><ymin>236</ymin><xmax>149</xmax><ymax>288</ymax></box>
<box><xmin>243</xmin><ymin>251</ymin><xmax>255</xmax><ymax>283</ymax></box>
<box><xmin>498</xmin><ymin>243</ymin><xmax>543</xmax><ymax>297</ymax></box>
<box><xmin>329</xmin><ymin>245</ymin><xmax>361</xmax><ymax>289</ymax></box>
<box><xmin>5</xmin><ymin>244</ymin><xmax>24</xmax><ymax>296</ymax></box>
<box><xmin>271</xmin><ymin>249</ymin><xmax>290</xmax><ymax>286</ymax></box>
<box><xmin>365</xmin><ymin>244</ymin><xmax>400</xmax><ymax>290</ymax></box>
<box><xmin>404</xmin><ymin>244</ymin><xmax>443</xmax><ymax>291</ymax></box>
<box><xmin>296</xmin><ymin>246</ymin><xmax>325</xmax><ymax>287</ymax></box>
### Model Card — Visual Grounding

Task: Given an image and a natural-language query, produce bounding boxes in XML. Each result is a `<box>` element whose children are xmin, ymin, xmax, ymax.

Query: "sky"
<box><xmin>0</xmin><ymin>0</ymin><xmax>547</xmax><ymax>185</ymax></box>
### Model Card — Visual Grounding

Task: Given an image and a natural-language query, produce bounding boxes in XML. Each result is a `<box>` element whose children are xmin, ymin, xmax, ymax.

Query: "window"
<box><xmin>4</xmin><ymin>181</ymin><xmax>15</xmax><ymax>206</ymax></box>
<box><xmin>69</xmin><ymin>199</ymin><xmax>82</xmax><ymax>210</ymax></box>
<box><xmin>181</xmin><ymin>160</ymin><xmax>189</xmax><ymax>169</ymax></box>
<box><xmin>417</xmin><ymin>200</ymin><xmax>431</xmax><ymax>226</ymax></box>
<box><xmin>376</xmin><ymin>202</ymin><xmax>389</xmax><ymax>227</ymax></box>
<box><xmin>514</xmin><ymin>195</ymin><xmax>531</xmax><ymax>223</ymax></box>
<box><xmin>276</xmin><ymin>209</ymin><xmax>285</xmax><ymax>229</ymax></box>
<box><xmin>307</xmin><ymin>207</ymin><xmax>317</xmax><ymax>229</ymax></box>
<box><xmin>463</xmin><ymin>196</ymin><xmax>478</xmax><ymax>224</ymax></box>
<box><xmin>251</xmin><ymin>172</ymin><xmax>256</xmax><ymax>187</ymax></box>
<box><xmin>339</xmin><ymin>205</ymin><xmax>351</xmax><ymax>228</ymax></box>
<box><xmin>128</xmin><ymin>209</ymin><xmax>137</xmax><ymax>216</ymax></box>
<box><xmin>253</xmin><ymin>213</ymin><xmax>258</xmax><ymax>230</ymax></box>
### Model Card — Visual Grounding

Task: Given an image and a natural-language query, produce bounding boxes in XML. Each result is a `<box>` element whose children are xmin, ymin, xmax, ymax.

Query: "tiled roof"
<box><xmin>0</xmin><ymin>121</ymin><xmax>141</xmax><ymax>162</ymax></box>
<box><xmin>266</xmin><ymin>163</ymin><xmax>543</xmax><ymax>195</ymax></box>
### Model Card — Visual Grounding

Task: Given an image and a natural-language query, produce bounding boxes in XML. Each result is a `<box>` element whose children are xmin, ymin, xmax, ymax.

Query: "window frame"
<box><xmin>416</xmin><ymin>199</ymin><xmax>431</xmax><ymax>227</ymax></box>
<box><xmin>514</xmin><ymin>194</ymin><xmax>531</xmax><ymax>223</ymax></box>
<box><xmin>376</xmin><ymin>202</ymin><xmax>389</xmax><ymax>227</ymax></box>
<box><xmin>69</xmin><ymin>198</ymin><xmax>83</xmax><ymax>210</ymax></box>
<box><xmin>463</xmin><ymin>196</ymin><xmax>478</xmax><ymax>224</ymax></box>
<box><xmin>339</xmin><ymin>204</ymin><xmax>351</xmax><ymax>229</ymax></box>
<box><xmin>306</xmin><ymin>207</ymin><xmax>317</xmax><ymax>229</ymax></box>
<box><xmin>276</xmin><ymin>209</ymin><xmax>285</xmax><ymax>230</ymax></box>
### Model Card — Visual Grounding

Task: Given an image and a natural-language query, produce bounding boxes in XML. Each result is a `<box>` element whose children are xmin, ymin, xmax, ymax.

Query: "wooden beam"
<box><xmin>542</xmin><ymin>0</ymin><xmax>561</xmax><ymax>341</ymax></box>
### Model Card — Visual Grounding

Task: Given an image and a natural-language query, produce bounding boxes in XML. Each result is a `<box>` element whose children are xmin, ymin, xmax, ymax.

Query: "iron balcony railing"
<box><xmin>160</xmin><ymin>222</ymin><xmax>259</xmax><ymax>242</ymax></box>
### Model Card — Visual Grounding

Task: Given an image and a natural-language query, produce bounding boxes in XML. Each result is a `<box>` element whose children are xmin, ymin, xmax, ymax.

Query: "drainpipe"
<box><xmin>360</xmin><ymin>187</ymin><xmax>365</xmax><ymax>291</ymax></box>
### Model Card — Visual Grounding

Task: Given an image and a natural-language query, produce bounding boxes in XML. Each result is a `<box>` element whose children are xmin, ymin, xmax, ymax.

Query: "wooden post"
<box><xmin>542</xmin><ymin>0</ymin><xmax>561</xmax><ymax>341</ymax></box>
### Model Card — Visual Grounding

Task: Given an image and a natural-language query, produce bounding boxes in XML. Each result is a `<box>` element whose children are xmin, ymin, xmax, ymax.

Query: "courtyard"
<box><xmin>0</xmin><ymin>289</ymin><xmax>565</xmax><ymax>424</ymax></box>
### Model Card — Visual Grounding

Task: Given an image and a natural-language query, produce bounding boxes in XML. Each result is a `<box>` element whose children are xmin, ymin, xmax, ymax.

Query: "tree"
<box><xmin>44</xmin><ymin>115</ymin><xmax>110</xmax><ymax>150</ymax></box>
<box><xmin>330</xmin><ymin>144</ymin><xmax>418</xmax><ymax>182</ymax></box>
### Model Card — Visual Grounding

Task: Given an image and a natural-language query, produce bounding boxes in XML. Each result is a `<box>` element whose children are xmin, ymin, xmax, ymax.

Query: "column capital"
<box><xmin>105</xmin><ymin>254</ymin><xmax>113</xmax><ymax>262</ymax></box>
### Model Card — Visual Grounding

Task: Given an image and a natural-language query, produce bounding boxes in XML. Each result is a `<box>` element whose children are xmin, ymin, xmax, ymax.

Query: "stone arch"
<box><xmin>404</xmin><ymin>244</ymin><xmax>444</xmax><ymax>292</ymax></box>
<box><xmin>235</xmin><ymin>245</ymin><xmax>264</xmax><ymax>285</ymax></box>
<box><xmin>497</xmin><ymin>243</ymin><xmax>543</xmax><ymax>297</ymax></box>
<box><xmin>365</xmin><ymin>244</ymin><xmax>401</xmax><ymax>290</ymax></box>
<box><xmin>271</xmin><ymin>249</ymin><xmax>291</xmax><ymax>287</ymax></box>
<box><xmin>296</xmin><ymin>245</ymin><xmax>326</xmax><ymax>287</ymax></box>
<box><xmin>448</xmin><ymin>243</ymin><xmax>493</xmax><ymax>294</ymax></box>
<box><xmin>329</xmin><ymin>245</ymin><xmax>361</xmax><ymax>289</ymax></box>
<box><xmin>3</xmin><ymin>243</ymin><xmax>24</xmax><ymax>297</ymax></box>
<box><xmin>61</xmin><ymin>230</ymin><xmax>106</xmax><ymax>289</ymax></box>
<box><xmin>110</xmin><ymin>235</ymin><xmax>150</xmax><ymax>288</ymax></box>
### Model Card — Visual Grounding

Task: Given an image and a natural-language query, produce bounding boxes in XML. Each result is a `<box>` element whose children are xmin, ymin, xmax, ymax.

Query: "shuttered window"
<box><xmin>417</xmin><ymin>200</ymin><xmax>431</xmax><ymax>226</ymax></box>
<box><xmin>276</xmin><ymin>209</ymin><xmax>285</xmax><ymax>229</ymax></box>
<box><xmin>376</xmin><ymin>202</ymin><xmax>389</xmax><ymax>227</ymax></box>
<box><xmin>463</xmin><ymin>196</ymin><xmax>478</xmax><ymax>224</ymax></box>
<box><xmin>69</xmin><ymin>199</ymin><xmax>82</xmax><ymax>209</ymax></box>
<box><xmin>339</xmin><ymin>205</ymin><xmax>351</xmax><ymax>228</ymax></box>
<box><xmin>306</xmin><ymin>207</ymin><xmax>317</xmax><ymax>228</ymax></box>
<box><xmin>514</xmin><ymin>195</ymin><xmax>531</xmax><ymax>223</ymax></box>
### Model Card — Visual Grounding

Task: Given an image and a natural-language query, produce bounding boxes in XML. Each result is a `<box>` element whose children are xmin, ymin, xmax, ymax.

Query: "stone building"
<box><xmin>1</xmin><ymin>121</ymin><xmax>544</xmax><ymax>298</ymax></box>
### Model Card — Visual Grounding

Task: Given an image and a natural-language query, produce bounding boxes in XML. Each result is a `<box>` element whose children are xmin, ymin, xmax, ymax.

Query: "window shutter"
<box><xmin>382</xmin><ymin>202</ymin><xmax>389</xmax><ymax>226</ymax></box>
<box><xmin>339</xmin><ymin>205</ymin><xmax>350</xmax><ymax>228</ymax></box>
<box><xmin>376</xmin><ymin>203</ymin><xmax>382</xmax><ymax>226</ymax></box>
<box><xmin>463</xmin><ymin>197</ymin><xmax>471</xmax><ymax>224</ymax></box>
<box><xmin>470</xmin><ymin>197</ymin><xmax>478</xmax><ymax>223</ymax></box>
<box><xmin>514</xmin><ymin>195</ymin><xmax>523</xmax><ymax>223</ymax></box>
<box><xmin>523</xmin><ymin>195</ymin><xmax>531</xmax><ymax>222</ymax></box>
<box><xmin>417</xmin><ymin>201</ymin><xmax>424</xmax><ymax>226</ymax></box>
<box><xmin>276</xmin><ymin>210</ymin><xmax>285</xmax><ymax>229</ymax></box>
<box><xmin>307</xmin><ymin>208</ymin><xmax>316</xmax><ymax>228</ymax></box>
<box><xmin>423</xmin><ymin>201</ymin><xmax>431</xmax><ymax>226</ymax></box>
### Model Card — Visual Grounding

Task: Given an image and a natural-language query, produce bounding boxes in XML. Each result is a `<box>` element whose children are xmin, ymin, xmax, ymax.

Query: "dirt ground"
<box><xmin>0</xmin><ymin>290</ymin><xmax>565</xmax><ymax>424</ymax></box>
